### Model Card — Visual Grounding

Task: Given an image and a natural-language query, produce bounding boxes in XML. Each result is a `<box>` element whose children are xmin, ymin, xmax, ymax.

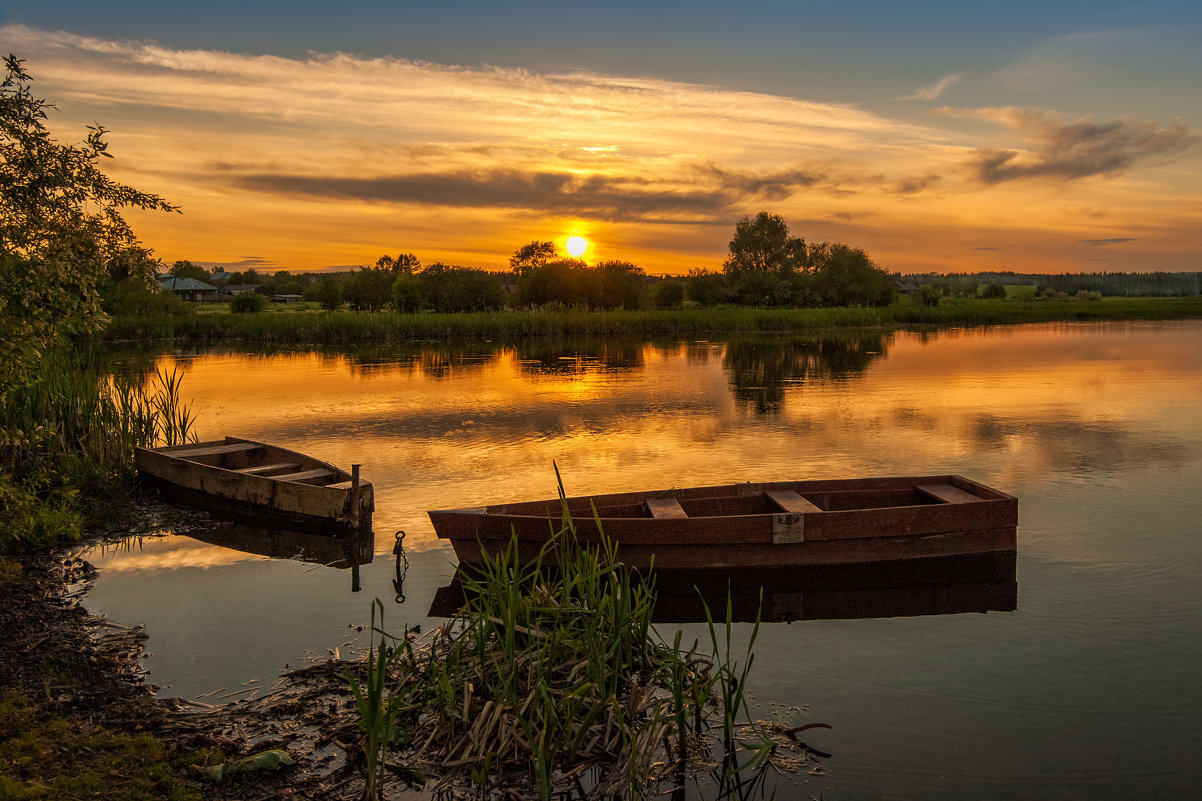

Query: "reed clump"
<box><xmin>347</xmin><ymin>486</ymin><xmax>807</xmax><ymax>799</ymax></box>
<box><xmin>0</xmin><ymin>352</ymin><xmax>196</xmax><ymax>552</ymax></box>
<box><xmin>374</xmin><ymin>528</ymin><xmax>701</xmax><ymax>798</ymax></box>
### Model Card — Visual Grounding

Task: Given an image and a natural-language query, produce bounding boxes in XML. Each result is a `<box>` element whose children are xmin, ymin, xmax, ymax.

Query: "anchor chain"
<box><xmin>392</xmin><ymin>530</ymin><xmax>409</xmax><ymax>604</ymax></box>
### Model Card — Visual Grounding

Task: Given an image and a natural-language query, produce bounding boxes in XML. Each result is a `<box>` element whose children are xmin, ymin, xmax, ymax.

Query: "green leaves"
<box><xmin>1</xmin><ymin>54</ymin><xmax>176</xmax><ymax>387</ymax></box>
<box><xmin>194</xmin><ymin>748</ymin><xmax>295</xmax><ymax>782</ymax></box>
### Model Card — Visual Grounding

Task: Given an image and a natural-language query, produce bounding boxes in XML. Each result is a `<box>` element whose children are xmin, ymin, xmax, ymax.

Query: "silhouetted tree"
<box><xmin>343</xmin><ymin>267</ymin><xmax>394</xmax><ymax>310</ymax></box>
<box><xmin>314</xmin><ymin>276</ymin><xmax>343</xmax><ymax>311</ymax></box>
<box><xmin>419</xmin><ymin>264</ymin><xmax>507</xmax><ymax>312</ymax></box>
<box><xmin>808</xmin><ymin>243</ymin><xmax>895</xmax><ymax>306</ymax></box>
<box><xmin>723</xmin><ymin>212</ymin><xmax>807</xmax><ymax>279</ymax></box>
<box><xmin>651</xmin><ymin>278</ymin><xmax>686</xmax><ymax>308</ymax></box>
<box><xmin>170</xmin><ymin>260</ymin><xmax>211</xmax><ymax>283</ymax></box>
<box><xmin>685</xmin><ymin>268</ymin><xmax>728</xmax><ymax>306</ymax></box>
<box><xmin>391</xmin><ymin>274</ymin><xmax>421</xmax><ymax>312</ymax></box>
<box><xmin>509</xmin><ymin>241</ymin><xmax>558</xmax><ymax>278</ymax></box>
<box><xmin>376</xmin><ymin>253</ymin><xmax>420</xmax><ymax>274</ymax></box>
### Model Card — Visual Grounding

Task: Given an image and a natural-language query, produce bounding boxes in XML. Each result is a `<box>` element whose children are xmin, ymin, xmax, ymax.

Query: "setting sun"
<box><xmin>565</xmin><ymin>236</ymin><xmax>588</xmax><ymax>258</ymax></box>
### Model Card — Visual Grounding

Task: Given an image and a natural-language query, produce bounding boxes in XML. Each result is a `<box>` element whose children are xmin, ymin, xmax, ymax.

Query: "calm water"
<box><xmin>84</xmin><ymin>321</ymin><xmax>1202</xmax><ymax>799</ymax></box>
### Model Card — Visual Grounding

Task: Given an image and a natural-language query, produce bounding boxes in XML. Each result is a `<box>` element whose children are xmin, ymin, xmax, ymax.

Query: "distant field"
<box><xmin>102</xmin><ymin>296</ymin><xmax>1202</xmax><ymax>345</ymax></box>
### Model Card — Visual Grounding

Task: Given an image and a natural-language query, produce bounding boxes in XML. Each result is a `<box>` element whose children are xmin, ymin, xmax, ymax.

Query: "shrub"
<box><xmin>918</xmin><ymin>284</ymin><xmax>942</xmax><ymax>306</ymax></box>
<box><xmin>651</xmin><ymin>278</ymin><xmax>686</xmax><ymax>308</ymax></box>
<box><xmin>981</xmin><ymin>284</ymin><xmax>1006</xmax><ymax>299</ymax></box>
<box><xmin>230</xmin><ymin>291</ymin><xmax>267</xmax><ymax>313</ymax></box>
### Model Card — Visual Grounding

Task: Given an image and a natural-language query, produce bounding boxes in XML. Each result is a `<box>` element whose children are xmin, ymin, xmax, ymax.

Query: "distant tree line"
<box><xmin>900</xmin><ymin>271</ymin><xmax>1202</xmax><ymax>299</ymax></box>
<box><xmin>102</xmin><ymin>211</ymin><xmax>1199</xmax><ymax>318</ymax></box>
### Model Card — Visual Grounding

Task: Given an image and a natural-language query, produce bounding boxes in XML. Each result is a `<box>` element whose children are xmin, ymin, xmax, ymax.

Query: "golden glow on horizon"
<box><xmin>565</xmin><ymin>236</ymin><xmax>588</xmax><ymax>258</ymax></box>
<box><xmin>11</xmin><ymin>24</ymin><xmax>1199</xmax><ymax>275</ymax></box>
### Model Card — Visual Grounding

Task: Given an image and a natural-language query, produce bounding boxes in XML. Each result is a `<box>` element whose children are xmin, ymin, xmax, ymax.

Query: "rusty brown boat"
<box><xmin>428</xmin><ymin>475</ymin><xmax>1016</xmax><ymax>570</ymax></box>
<box><xmin>135</xmin><ymin>437</ymin><xmax>373</xmax><ymax>534</ymax></box>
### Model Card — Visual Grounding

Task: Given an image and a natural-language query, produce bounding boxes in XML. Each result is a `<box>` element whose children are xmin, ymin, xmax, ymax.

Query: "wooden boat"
<box><xmin>428</xmin><ymin>475</ymin><xmax>1016</xmax><ymax>570</ymax></box>
<box><xmin>135</xmin><ymin>437</ymin><xmax>373</xmax><ymax>534</ymax></box>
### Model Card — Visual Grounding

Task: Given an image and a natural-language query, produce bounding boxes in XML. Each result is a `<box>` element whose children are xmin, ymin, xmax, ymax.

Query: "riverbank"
<box><xmin>100</xmin><ymin>297</ymin><xmax>1202</xmax><ymax>345</ymax></box>
<box><xmin>0</xmin><ymin>532</ymin><xmax>389</xmax><ymax>801</ymax></box>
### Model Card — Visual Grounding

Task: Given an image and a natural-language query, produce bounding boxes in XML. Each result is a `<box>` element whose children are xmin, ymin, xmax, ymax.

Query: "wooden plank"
<box><xmin>766</xmin><ymin>489</ymin><xmax>822</xmax><ymax>515</ymax></box>
<box><xmin>272</xmin><ymin>468</ymin><xmax>334</xmax><ymax>483</ymax></box>
<box><xmin>234</xmin><ymin>462</ymin><xmax>299</xmax><ymax>475</ymax></box>
<box><xmin>172</xmin><ymin>442</ymin><xmax>262</xmax><ymax>458</ymax></box>
<box><xmin>646</xmin><ymin>497</ymin><xmax>688</xmax><ymax>519</ymax></box>
<box><xmin>917</xmin><ymin>484</ymin><xmax>981</xmax><ymax>504</ymax></box>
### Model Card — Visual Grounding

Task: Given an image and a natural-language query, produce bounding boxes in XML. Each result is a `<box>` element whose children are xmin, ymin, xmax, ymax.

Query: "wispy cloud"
<box><xmin>944</xmin><ymin>107</ymin><xmax>1198</xmax><ymax>184</ymax></box>
<box><xmin>1080</xmin><ymin>238</ymin><xmax>1138</xmax><ymax>247</ymax></box>
<box><xmin>4</xmin><ymin>24</ymin><xmax>1199</xmax><ymax>273</ymax></box>
<box><xmin>896</xmin><ymin>72</ymin><xmax>963</xmax><ymax>101</ymax></box>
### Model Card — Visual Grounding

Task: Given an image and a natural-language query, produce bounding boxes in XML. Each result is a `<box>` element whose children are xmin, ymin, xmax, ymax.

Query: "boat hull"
<box><xmin>429</xmin><ymin>475</ymin><xmax>1016</xmax><ymax>570</ymax></box>
<box><xmin>136</xmin><ymin>437</ymin><xmax>373</xmax><ymax>534</ymax></box>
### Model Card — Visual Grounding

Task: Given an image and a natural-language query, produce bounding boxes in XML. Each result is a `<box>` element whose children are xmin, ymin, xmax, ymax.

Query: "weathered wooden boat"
<box><xmin>135</xmin><ymin>437</ymin><xmax>373</xmax><ymax>534</ymax></box>
<box><xmin>428</xmin><ymin>475</ymin><xmax>1016</xmax><ymax>570</ymax></box>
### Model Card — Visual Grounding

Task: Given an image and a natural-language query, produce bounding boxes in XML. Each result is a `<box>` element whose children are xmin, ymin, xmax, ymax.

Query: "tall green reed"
<box><xmin>1</xmin><ymin>351</ymin><xmax>196</xmax><ymax>551</ymax></box>
<box><xmin>344</xmin><ymin>598</ymin><xmax>422</xmax><ymax>800</ymax></box>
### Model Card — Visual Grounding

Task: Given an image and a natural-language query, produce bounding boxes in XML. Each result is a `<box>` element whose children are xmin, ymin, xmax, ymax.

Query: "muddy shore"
<box><xmin>1</xmin><ymin>533</ymin><xmax>386</xmax><ymax>800</ymax></box>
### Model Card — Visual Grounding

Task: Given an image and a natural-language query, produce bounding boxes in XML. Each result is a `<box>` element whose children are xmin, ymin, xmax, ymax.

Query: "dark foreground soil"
<box><xmin>0</xmin><ymin>541</ymin><xmax>384</xmax><ymax>800</ymax></box>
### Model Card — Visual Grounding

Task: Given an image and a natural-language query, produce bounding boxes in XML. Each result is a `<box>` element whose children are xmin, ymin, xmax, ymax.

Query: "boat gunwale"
<box><xmin>430</xmin><ymin>474</ymin><xmax>1014</xmax><ymax>523</ymax></box>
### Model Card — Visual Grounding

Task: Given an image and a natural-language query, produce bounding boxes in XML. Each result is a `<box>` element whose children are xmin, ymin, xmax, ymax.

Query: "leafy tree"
<box><xmin>981</xmin><ymin>283</ymin><xmax>1006</xmax><ymax>299</ymax></box>
<box><xmin>509</xmin><ymin>241</ymin><xmax>558</xmax><ymax>278</ymax></box>
<box><xmin>723</xmin><ymin>212</ymin><xmax>806</xmax><ymax>279</ymax></box>
<box><xmin>102</xmin><ymin>276</ymin><xmax>190</xmax><ymax>317</ymax></box>
<box><xmin>592</xmin><ymin>260</ymin><xmax>645</xmax><ymax>309</ymax></box>
<box><xmin>808</xmin><ymin>243</ymin><xmax>895</xmax><ymax>307</ymax></box>
<box><xmin>517</xmin><ymin>259</ymin><xmax>582</xmax><ymax>306</ymax></box>
<box><xmin>918</xmin><ymin>284</ymin><xmax>942</xmax><ymax>306</ymax></box>
<box><xmin>343</xmin><ymin>267</ymin><xmax>394</xmax><ymax>311</ymax></box>
<box><xmin>169</xmin><ymin>259</ymin><xmax>210</xmax><ymax>283</ymax></box>
<box><xmin>1</xmin><ymin>53</ymin><xmax>176</xmax><ymax>389</ymax></box>
<box><xmin>685</xmin><ymin>268</ymin><xmax>728</xmax><ymax>306</ymax></box>
<box><xmin>376</xmin><ymin>253</ymin><xmax>420</xmax><ymax>274</ymax></box>
<box><xmin>418</xmin><ymin>264</ymin><xmax>507</xmax><ymax>312</ymax></box>
<box><xmin>314</xmin><ymin>275</ymin><xmax>343</xmax><ymax>311</ymax></box>
<box><xmin>391</xmin><ymin>274</ymin><xmax>421</xmax><ymax>312</ymax></box>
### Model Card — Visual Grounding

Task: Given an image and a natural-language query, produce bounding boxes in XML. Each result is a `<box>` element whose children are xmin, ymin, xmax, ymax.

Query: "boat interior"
<box><xmin>517</xmin><ymin>483</ymin><xmax>977</xmax><ymax>520</ymax></box>
<box><xmin>166</xmin><ymin>440</ymin><xmax>351</xmax><ymax>487</ymax></box>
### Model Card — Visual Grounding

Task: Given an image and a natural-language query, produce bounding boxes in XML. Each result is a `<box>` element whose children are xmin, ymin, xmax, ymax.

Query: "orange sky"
<box><xmin>4</xmin><ymin>22</ymin><xmax>1200</xmax><ymax>275</ymax></box>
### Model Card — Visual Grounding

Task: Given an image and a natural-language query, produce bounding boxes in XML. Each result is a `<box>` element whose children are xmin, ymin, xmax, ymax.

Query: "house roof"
<box><xmin>159</xmin><ymin>276</ymin><xmax>217</xmax><ymax>291</ymax></box>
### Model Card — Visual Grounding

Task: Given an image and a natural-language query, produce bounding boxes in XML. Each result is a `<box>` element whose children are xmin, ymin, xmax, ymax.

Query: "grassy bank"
<box><xmin>0</xmin><ymin>353</ymin><xmax>195</xmax><ymax>553</ymax></box>
<box><xmin>102</xmin><ymin>296</ymin><xmax>1202</xmax><ymax>345</ymax></box>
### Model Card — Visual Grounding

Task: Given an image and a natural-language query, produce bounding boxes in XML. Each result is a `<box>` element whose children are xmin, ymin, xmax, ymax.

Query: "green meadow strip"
<box><xmin>101</xmin><ymin>296</ymin><xmax>1202</xmax><ymax>345</ymax></box>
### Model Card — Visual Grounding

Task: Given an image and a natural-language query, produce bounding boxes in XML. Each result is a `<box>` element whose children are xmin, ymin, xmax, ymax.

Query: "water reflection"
<box><xmin>724</xmin><ymin>333</ymin><xmax>890</xmax><ymax>413</ymax></box>
<box><xmin>181</xmin><ymin>521</ymin><xmax>373</xmax><ymax>593</ymax></box>
<box><xmin>429</xmin><ymin>553</ymin><xmax>1017</xmax><ymax>623</ymax></box>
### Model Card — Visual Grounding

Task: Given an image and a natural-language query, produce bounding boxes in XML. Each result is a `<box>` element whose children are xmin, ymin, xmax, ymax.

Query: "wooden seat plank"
<box><xmin>646</xmin><ymin>497</ymin><xmax>688</xmax><ymax>519</ymax></box>
<box><xmin>766</xmin><ymin>489</ymin><xmax>821</xmax><ymax>515</ymax></box>
<box><xmin>177</xmin><ymin>442</ymin><xmax>262</xmax><ymax>458</ymax></box>
<box><xmin>234</xmin><ymin>462</ymin><xmax>299</xmax><ymax>475</ymax></box>
<box><xmin>273</xmin><ymin>468</ymin><xmax>334</xmax><ymax>483</ymax></box>
<box><xmin>917</xmin><ymin>484</ymin><xmax>980</xmax><ymax>504</ymax></box>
